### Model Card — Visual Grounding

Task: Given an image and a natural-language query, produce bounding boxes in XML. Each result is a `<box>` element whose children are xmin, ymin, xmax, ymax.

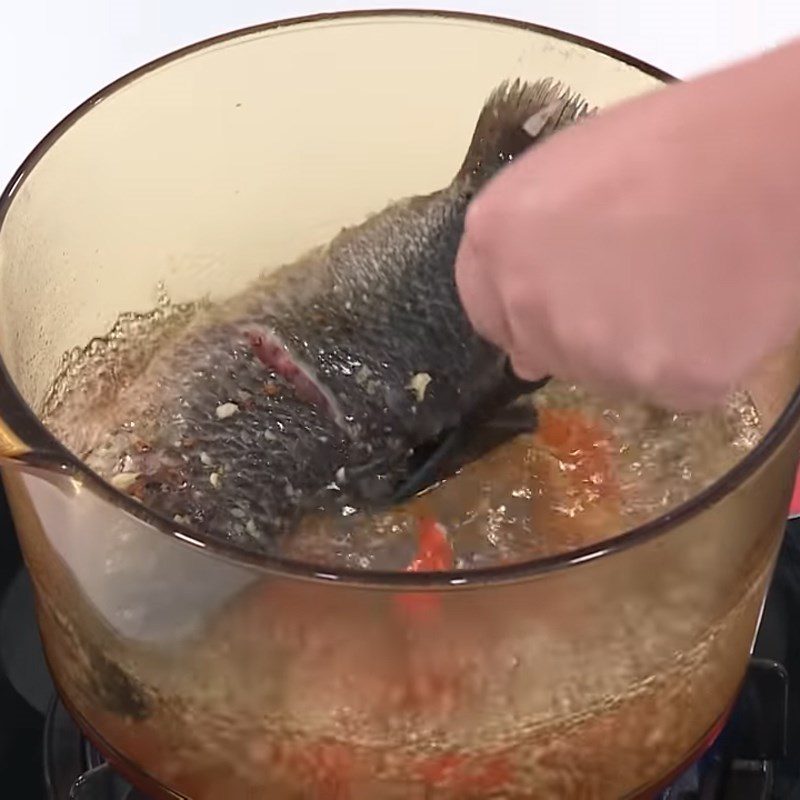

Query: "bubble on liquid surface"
<box><xmin>42</xmin><ymin>286</ymin><xmax>763</xmax><ymax>571</ymax></box>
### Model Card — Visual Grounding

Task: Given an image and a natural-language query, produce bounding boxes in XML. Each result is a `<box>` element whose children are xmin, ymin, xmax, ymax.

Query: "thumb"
<box><xmin>454</xmin><ymin>234</ymin><xmax>511</xmax><ymax>352</ymax></box>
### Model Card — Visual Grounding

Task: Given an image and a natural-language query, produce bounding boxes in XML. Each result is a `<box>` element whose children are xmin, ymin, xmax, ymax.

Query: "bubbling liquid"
<box><xmin>33</xmin><ymin>514</ymin><xmax>771</xmax><ymax>800</ymax></box>
<box><xmin>29</xmin><ymin>287</ymin><xmax>777</xmax><ymax>800</ymax></box>
<box><xmin>42</xmin><ymin>288</ymin><xmax>763</xmax><ymax>570</ymax></box>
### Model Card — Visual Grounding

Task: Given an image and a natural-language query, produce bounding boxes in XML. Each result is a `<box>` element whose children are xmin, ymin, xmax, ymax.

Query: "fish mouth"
<box><xmin>245</xmin><ymin>326</ymin><xmax>346</xmax><ymax>426</ymax></box>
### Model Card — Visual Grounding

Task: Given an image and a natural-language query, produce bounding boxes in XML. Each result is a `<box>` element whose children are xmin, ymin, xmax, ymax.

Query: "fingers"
<box><xmin>454</xmin><ymin>234</ymin><xmax>508</xmax><ymax>350</ymax></box>
<box><xmin>456</xmin><ymin>193</ymin><xmax>553</xmax><ymax>383</ymax></box>
<box><xmin>453</xmin><ymin>45</ymin><xmax>800</xmax><ymax>413</ymax></box>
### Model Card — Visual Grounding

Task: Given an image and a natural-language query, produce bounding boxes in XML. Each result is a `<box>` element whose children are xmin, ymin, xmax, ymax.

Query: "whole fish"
<box><xmin>71</xmin><ymin>78</ymin><xmax>590</xmax><ymax>553</ymax></box>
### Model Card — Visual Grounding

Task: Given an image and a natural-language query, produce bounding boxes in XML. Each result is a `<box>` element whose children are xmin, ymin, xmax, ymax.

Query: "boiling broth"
<box><xmin>42</xmin><ymin>288</ymin><xmax>763</xmax><ymax>570</ymax></box>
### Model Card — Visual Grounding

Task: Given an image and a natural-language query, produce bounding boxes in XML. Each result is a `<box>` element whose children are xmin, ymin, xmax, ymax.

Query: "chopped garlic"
<box><xmin>215</xmin><ymin>402</ymin><xmax>239</xmax><ymax>420</ymax></box>
<box><xmin>110</xmin><ymin>472</ymin><xmax>139</xmax><ymax>491</ymax></box>
<box><xmin>246</xmin><ymin>519</ymin><xmax>258</xmax><ymax>537</ymax></box>
<box><xmin>209</xmin><ymin>472</ymin><xmax>222</xmax><ymax>488</ymax></box>
<box><xmin>407</xmin><ymin>372</ymin><xmax>432</xmax><ymax>403</ymax></box>
<box><xmin>199</xmin><ymin>452</ymin><xmax>213</xmax><ymax>466</ymax></box>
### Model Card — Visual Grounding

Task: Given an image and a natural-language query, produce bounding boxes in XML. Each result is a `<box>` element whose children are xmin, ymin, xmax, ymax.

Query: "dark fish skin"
<box><xmin>83</xmin><ymin>78</ymin><xmax>590</xmax><ymax>552</ymax></box>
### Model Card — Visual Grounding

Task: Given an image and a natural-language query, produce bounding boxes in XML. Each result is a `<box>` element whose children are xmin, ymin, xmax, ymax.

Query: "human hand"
<box><xmin>456</xmin><ymin>42</ymin><xmax>800</xmax><ymax>410</ymax></box>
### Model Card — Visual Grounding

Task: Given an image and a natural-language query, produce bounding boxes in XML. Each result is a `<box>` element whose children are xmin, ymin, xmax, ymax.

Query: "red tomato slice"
<box><xmin>393</xmin><ymin>518</ymin><xmax>453</xmax><ymax>623</ymax></box>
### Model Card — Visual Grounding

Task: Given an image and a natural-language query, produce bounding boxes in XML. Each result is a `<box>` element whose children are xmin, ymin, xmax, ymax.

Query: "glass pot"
<box><xmin>2</xmin><ymin>11</ymin><xmax>800</xmax><ymax>799</ymax></box>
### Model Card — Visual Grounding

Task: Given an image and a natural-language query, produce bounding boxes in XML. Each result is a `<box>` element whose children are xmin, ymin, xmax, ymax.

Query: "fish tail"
<box><xmin>456</xmin><ymin>78</ymin><xmax>591</xmax><ymax>189</ymax></box>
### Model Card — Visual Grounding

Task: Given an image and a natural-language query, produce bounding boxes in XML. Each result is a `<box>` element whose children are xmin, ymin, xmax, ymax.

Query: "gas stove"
<box><xmin>2</xmin><ymin>481</ymin><xmax>800</xmax><ymax>800</ymax></box>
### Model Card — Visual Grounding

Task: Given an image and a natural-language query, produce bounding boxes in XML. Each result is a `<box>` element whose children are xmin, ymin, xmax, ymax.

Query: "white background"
<box><xmin>1</xmin><ymin>0</ymin><xmax>799</xmax><ymax>186</ymax></box>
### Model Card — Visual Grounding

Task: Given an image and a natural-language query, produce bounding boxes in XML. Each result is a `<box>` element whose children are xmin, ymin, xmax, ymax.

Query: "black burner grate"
<box><xmin>43</xmin><ymin>696</ymin><xmax>149</xmax><ymax>800</ymax></box>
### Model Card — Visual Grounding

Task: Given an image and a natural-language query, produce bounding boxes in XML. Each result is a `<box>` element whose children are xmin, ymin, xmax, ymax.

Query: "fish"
<box><xmin>76</xmin><ymin>78</ymin><xmax>591</xmax><ymax>553</ymax></box>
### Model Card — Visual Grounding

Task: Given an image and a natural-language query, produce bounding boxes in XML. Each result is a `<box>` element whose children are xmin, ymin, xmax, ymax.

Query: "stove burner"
<box><xmin>659</xmin><ymin>659</ymin><xmax>787</xmax><ymax>799</ymax></box>
<box><xmin>43</xmin><ymin>697</ymin><xmax>149</xmax><ymax>800</ymax></box>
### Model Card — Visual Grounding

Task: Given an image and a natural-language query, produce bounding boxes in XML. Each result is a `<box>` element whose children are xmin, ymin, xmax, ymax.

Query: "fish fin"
<box><xmin>344</xmin><ymin>369</ymin><xmax>549</xmax><ymax>506</ymax></box>
<box><xmin>387</xmin><ymin>369</ymin><xmax>549</xmax><ymax>504</ymax></box>
<box><xmin>388</xmin><ymin>400</ymin><xmax>540</xmax><ymax>504</ymax></box>
<box><xmin>457</xmin><ymin>78</ymin><xmax>591</xmax><ymax>189</ymax></box>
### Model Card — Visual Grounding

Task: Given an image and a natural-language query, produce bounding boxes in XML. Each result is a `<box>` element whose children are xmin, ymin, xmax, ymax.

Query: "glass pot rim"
<box><xmin>3</xmin><ymin>8</ymin><xmax>788</xmax><ymax>590</ymax></box>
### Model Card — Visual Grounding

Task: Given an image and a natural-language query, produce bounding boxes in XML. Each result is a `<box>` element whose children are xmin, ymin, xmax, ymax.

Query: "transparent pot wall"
<box><xmin>1</xmin><ymin>12</ymin><xmax>799</xmax><ymax>800</ymax></box>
